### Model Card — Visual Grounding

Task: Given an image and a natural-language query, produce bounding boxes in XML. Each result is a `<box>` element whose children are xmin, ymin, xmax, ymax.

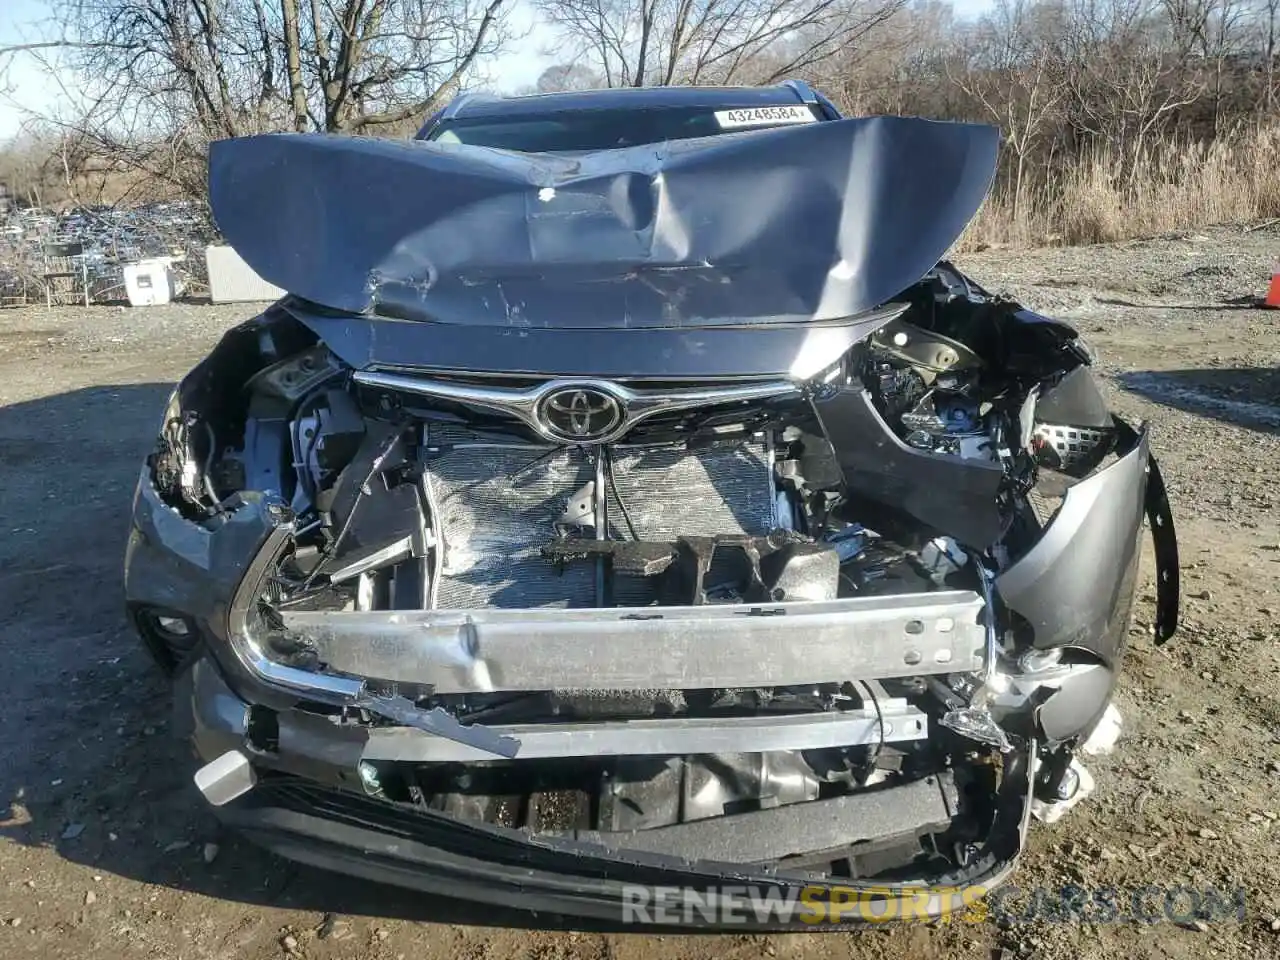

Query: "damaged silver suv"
<box><xmin>124</xmin><ymin>81</ymin><xmax>1179</xmax><ymax>926</ymax></box>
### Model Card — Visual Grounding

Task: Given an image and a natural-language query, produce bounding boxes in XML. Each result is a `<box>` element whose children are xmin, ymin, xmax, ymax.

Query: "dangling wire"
<box><xmin>855</xmin><ymin>679</ymin><xmax>887</xmax><ymax>774</ymax></box>
<box><xmin>604</xmin><ymin>446</ymin><xmax>639</xmax><ymax>540</ymax></box>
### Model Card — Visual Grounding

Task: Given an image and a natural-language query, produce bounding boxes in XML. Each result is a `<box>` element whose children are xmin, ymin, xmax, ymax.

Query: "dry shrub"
<box><xmin>956</xmin><ymin>122</ymin><xmax>1280</xmax><ymax>251</ymax></box>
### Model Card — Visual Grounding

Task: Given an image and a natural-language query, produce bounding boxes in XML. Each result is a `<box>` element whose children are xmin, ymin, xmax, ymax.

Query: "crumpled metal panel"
<box><xmin>600</xmin><ymin>753</ymin><xmax>820</xmax><ymax>832</ymax></box>
<box><xmin>810</xmin><ymin>388</ymin><xmax>1006</xmax><ymax>548</ymax></box>
<box><xmin>681</xmin><ymin>752</ymin><xmax>820</xmax><ymax>822</ymax></box>
<box><xmin>995</xmin><ymin>425</ymin><xmax>1150</xmax><ymax>663</ymax></box>
<box><xmin>208</xmin><ymin>117</ymin><xmax>998</xmax><ymax>331</ymax></box>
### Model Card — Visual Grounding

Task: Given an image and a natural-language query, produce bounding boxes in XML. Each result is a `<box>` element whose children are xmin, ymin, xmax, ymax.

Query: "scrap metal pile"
<box><xmin>0</xmin><ymin>200</ymin><xmax>217</xmax><ymax>304</ymax></box>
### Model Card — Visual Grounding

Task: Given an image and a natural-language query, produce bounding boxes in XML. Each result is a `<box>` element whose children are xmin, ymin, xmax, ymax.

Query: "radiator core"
<box><xmin>424</xmin><ymin>439</ymin><xmax>776</xmax><ymax>609</ymax></box>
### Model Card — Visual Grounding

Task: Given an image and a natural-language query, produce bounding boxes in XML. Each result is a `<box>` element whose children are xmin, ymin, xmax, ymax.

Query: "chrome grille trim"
<box><xmin>352</xmin><ymin>372</ymin><xmax>801</xmax><ymax>444</ymax></box>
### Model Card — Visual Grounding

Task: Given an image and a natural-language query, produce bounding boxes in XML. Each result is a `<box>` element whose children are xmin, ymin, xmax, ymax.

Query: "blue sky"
<box><xmin>0</xmin><ymin>0</ymin><xmax>53</xmax><ymax>137</ymax></box>
<box><xmin>1</xmin><ymin>0</ymin><xmax>993</xmax><ymax>140</ymax></box>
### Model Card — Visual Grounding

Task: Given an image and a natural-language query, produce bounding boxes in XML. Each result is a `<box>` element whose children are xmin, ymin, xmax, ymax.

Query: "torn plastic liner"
<box><xmin>208</xmin><ymin>116</ymin><xmax>999</xmax><ymax>331</ymax></box>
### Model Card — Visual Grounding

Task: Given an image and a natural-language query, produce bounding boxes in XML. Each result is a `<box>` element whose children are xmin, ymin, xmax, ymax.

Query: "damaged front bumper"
<box><xmin>177</xmin><ymin>656</ymin><xmax>1036</xmax><ymax>926</ymax></box>
<box><xmin>129</xmin><ymin>472</ymin><xmax>979</xmax><ymax>756</ymax></box>
<box><xmin>125</xmin><ymin>414</ymin><xmax>1173</xmax><ymax>925</ymax></box>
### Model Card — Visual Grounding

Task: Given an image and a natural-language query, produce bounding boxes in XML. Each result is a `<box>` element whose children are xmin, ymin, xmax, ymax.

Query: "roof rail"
<box><xmin>780</xmin><ymin>79</ymin><xmax>819</xmax><ymax>104</ymax></box>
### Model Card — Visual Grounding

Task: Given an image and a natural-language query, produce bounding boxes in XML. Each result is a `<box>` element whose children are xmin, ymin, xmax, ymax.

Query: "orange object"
<box><xmin>1267</xmin><ymin>262</ymin><xmax>1280</xmax><ymax>308</ymax></box>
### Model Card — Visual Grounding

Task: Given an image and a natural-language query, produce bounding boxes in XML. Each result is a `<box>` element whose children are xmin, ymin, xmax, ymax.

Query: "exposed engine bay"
<box><xmin>156</xmin><ymin>265</ymin><xmax>1094</xmax><ymax>607</ymax></box>
<box><xmin>136</xmin><ymin>261</ymin><xmax>1179</xmax><ymax>884</ymax></box>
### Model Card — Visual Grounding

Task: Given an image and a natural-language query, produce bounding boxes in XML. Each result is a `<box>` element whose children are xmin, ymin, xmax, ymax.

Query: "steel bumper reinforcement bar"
<box><xmin>188</xmin><ymin>661</ymin><xmax>928</xmax><ymax>806</ymax></box>
<box><xmin>356</xmin><ymin>702</ymin><xmax>930</xmax><ymax>763</ymax></box>
<box><xmin>275</xmin><ymin>590</ymin><xmax>987</xmax><ymax>693</ymax></box>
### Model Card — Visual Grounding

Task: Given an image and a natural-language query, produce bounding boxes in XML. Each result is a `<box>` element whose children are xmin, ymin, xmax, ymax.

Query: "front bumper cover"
<box><xmin>214</xmin><ymin>773</ymin><xmax>1033</xmax><ymax>928</ymax></box>
<box><xmin>181</xmin><ymin>653</ymin><xmax>1036</xmax><ymax>928</ymax></box>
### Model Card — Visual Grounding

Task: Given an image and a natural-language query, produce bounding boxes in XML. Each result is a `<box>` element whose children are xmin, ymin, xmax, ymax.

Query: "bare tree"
<box><xmin>948</xmin><ymin>0</ymin><xmax>1065</xmax><ymax>219</ymax></box>
<box><xmin>0</xmin><ymin>0</ymin><xmax>514</xmax><ymax>202</ymax></box>
<box><xmin>282</xmin><ymin>0</ymin><xmax>309</xmax><ymax>131</ymax></box>
<box><xmin>533</xmin><ymin>0</ymin><xmax>907</xmax><ymax>87</ymax></box>
<box><xmin>1045</xmin><ymin>0</ymin><xmax>1205</xmax><ymax>182</ymax></box>
<box><xmin>298</xmin><ymin>0</ymin><xmax>511</xmax><ymax>130</ymax></box>
<box><xmin>0</xmin><ymin>131</ymin><xmax>63</xmax><ymax>207</ymax></box>
<box><xmin>811</xmin><ymin>2</ymin><xmax>967</xmax><ymax>117</ymax></box>
<box><xmin>47</xmin><ymin>0</ymin><xmax>513</xmax><ymax>136</ymax></box>
<box><xmin>1163</xmin><ymin>0</ymin><xmax>1214</xmax><ymax>56</ymax></box>
<box><xmin>1259</xmin><ymin>0</ymin><xmax>1280</xmax><ymax>111</ymax></box>
<box><xmin>6</xmin><ymin>0</ymin><xmax>1280</xmax><ymax>242</ymax></box>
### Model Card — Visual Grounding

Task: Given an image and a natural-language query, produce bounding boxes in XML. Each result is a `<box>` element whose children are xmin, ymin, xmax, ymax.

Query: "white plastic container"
<box><xmin>123</xmin><ymin>257</ymin><xmax>177</xmax><ymax>306</ymax></box>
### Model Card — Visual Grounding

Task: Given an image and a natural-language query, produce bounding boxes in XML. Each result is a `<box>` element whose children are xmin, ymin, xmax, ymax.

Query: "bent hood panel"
<box><xmin>209</xmin><ymin>117</ymin><xmax>998</xmax><ymax>331</ymax></box>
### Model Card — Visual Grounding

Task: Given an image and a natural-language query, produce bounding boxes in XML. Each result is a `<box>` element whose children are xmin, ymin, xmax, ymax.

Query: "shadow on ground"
<box><xmin>0</xmin><ymin>383</ymin><xmax>650</xmax><ymax>931</ymax></box>
<box><xmin>1116</xmin><ymin>367</ymin><xmax>1280</xmax><ymax>433</ymax></box>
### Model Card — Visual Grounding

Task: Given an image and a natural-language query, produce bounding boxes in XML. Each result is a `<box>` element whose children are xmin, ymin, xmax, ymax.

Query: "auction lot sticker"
<box><xmin>714</xmin><ymin>106</ymin><xmax>817</xmax><ymax>128</ymax></box>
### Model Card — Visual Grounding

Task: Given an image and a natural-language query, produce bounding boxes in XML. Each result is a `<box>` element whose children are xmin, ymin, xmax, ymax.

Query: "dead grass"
<box><xmin>957</xmin><ymin>122</ymin><xmax>1280</xmax><ymax>251</ymax></box>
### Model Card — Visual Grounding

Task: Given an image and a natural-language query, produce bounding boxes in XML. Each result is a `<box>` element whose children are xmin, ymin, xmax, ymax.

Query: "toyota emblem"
<box><xmin>538</xmin><ymin>386</ymin><xmax>624</xmax><ymax>442</ymax></box>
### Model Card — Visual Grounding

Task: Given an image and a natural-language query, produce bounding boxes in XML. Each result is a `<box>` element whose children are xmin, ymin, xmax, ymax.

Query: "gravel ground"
<box><xmin>0</xmin><ymin>224</ymin><xmax>1278</xmax><ymax>960</ymax></box>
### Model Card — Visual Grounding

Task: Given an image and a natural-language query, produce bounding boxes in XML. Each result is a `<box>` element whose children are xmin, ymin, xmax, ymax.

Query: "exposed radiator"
<box><xmin>425</xmin><ymin>439</ymin><xmax>776</xmax><ymax>609</ymax></box>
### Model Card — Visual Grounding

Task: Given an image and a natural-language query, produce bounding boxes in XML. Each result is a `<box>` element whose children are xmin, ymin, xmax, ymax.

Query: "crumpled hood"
<box><xmin>208</xmin><ymin>116</ymin><xmax>998</xmax><ymax>331</ymax></box>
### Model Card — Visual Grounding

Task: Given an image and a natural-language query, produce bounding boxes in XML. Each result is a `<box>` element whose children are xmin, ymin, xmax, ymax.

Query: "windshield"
<box><xmin>424</xmin><ymin>105</ymin><xmax>822</xmax><ymax>152</ymax></box>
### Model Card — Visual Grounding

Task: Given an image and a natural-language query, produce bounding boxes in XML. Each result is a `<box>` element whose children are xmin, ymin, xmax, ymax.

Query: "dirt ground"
<box><xmin>0</xmin><ymin>225</ymin><xmax>1277</xmax><ymax>960</ymax></box>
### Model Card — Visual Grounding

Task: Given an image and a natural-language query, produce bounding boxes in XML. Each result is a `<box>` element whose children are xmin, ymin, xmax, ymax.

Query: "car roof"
<box><xmin>439</xmin><ymin>81</ymin><xmax>821</xmax><ymax>121</ymax></box>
